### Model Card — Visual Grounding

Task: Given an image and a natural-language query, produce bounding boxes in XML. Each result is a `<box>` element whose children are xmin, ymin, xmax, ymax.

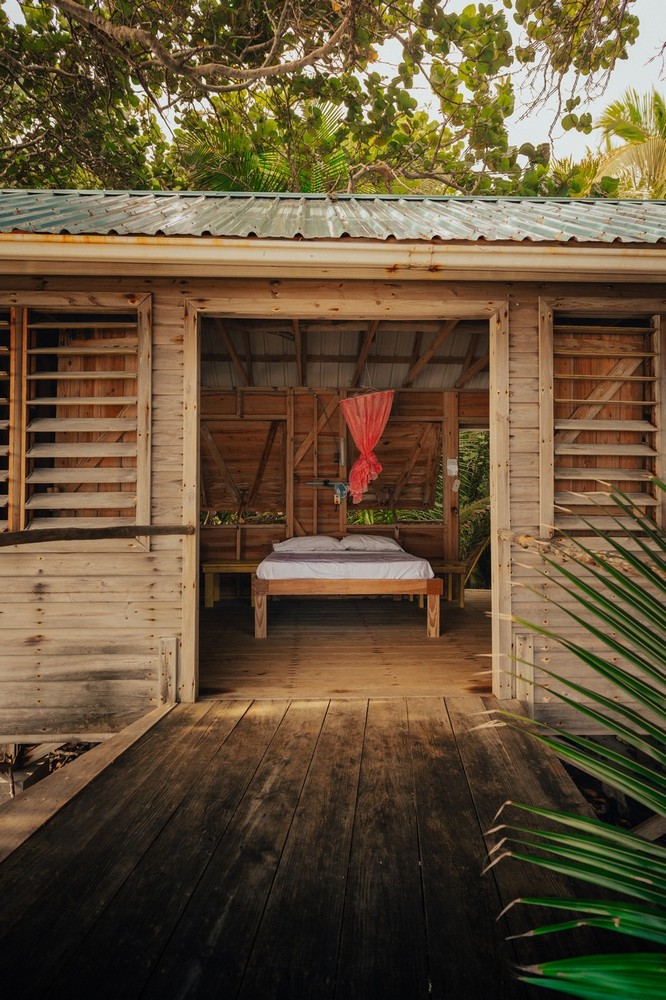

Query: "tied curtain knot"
<box><xmin>340</xmin><ymin>390</ymin><xmax>394</xmax><ymax>504</ymax></box>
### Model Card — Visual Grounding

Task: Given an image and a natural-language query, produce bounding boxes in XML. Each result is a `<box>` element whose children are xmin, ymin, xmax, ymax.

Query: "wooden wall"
<box><xmin>0</xmin><ymin>273</ymin><xmax>663</xmax><ymax>739</ymax></box>
<box><xmin>0</xmin><ymin>290</ymin><xmax>186</xmax><ymax>741</ymax></box>
<box><xmin>198</xmin><ymin>387</ymin><xmax>485</xmax><ymax>566</ymax></box>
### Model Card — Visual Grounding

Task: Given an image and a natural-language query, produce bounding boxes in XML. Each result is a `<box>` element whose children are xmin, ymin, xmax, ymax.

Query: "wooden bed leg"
<box><xmin>204</xmin><ymin>570</ymin><xmax>215</xmax><ymax>609</ymax></box>
<box><xmin>426</xmin><ymin>593</ymin><xmax>440</xmax><ymax>638</ymax></box>
<box><xmin>254</xmin><ymin>593</ymin><xmax>267</xmax><ymax>638</ymax></box>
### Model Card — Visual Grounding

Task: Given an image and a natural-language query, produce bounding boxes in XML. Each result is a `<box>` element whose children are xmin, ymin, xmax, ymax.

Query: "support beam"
<box><xmin>293</xmin><ymin>395</ymin><xmax>339</xmax><ymax>468</ymax></box>
<box><xmin>215</xmin><ymin>318</ymin><xmax>251</xmax><ymax>386</ymax></box>
<box><xmin>351</xmin><ymin>320</ymin><xmax>379</xmax><ymax>387</ymax></box>
<box><xmin>247</xmin><ymin>422</ymin><xmax>278</xmax><ymax>507</ymax></box>
<box><xmin>455</xmin><ymin>353</ymin><xmax>490</xmax><ymax>388</ymax></box>
<box><xmin>293</xmin><ymin>319</ymin><xmax>305</xmax><ymax>386</ymax></box>
<box><xmin>403</xmin><ymin>319</ymin><xmax>459</xmax><ymax>387</ymax></box>
<box><xmin>200</xmin><ymin>421</ymin><xmax>242</xmax><ymax>505</ymax></box>
<box><xmin>391</xmin><ymin>424</ymin><xmax>437</xmax><ymax>507</ymax></box>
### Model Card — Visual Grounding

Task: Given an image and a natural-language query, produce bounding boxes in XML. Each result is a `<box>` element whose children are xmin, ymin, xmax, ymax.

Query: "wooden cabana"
<box><xmin>0</xmin><ymin>190</ymin><xmax>664</xmax><ymax>741</ymax></box>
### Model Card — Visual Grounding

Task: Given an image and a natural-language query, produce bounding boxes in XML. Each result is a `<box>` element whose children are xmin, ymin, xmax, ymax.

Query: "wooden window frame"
<box><xmin>0</xmin><ymin>292</ymin><xmax>152</xmax><ymax>548</ymax></box>
<box><xmin>539</xmin><ymin>296</ymin><xmax>665</xmax><ymax>539</ymax></box>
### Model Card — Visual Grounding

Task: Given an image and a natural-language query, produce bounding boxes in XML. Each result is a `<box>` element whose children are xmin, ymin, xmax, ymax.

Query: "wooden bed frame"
<box><xmin>252</xmin><ymin>576</ymin><xmax>443</xmax><ymax>638</ymax></box>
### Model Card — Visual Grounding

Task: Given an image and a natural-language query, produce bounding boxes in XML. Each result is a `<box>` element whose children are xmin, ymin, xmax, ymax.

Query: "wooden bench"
<box><xmin>430</xmin><ymin>538</ymin><xmax>490</xmax><ymax>609</ymax></box>
<box><xmin>202</xmin><ymin>560</ymin><xmax>261</xmax><ymax>608</ymax></box>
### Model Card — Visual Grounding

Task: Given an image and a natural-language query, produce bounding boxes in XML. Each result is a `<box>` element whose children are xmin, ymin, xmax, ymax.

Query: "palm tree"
<box><xmin>594</xmin><ymin>88</ymin><xmax>666</xmax><ymax>198</ymax></box>
<box><xmin>173</xmin><ymin>97</ymin><xmax>349</xmax><ymax>193</ymax></box>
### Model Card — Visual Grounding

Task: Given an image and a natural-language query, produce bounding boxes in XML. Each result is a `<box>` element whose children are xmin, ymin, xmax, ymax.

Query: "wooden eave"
<box><xmin>0</xmin><ymin>233</ymin><xmax>665</xmax><ymax>282</ymax></box>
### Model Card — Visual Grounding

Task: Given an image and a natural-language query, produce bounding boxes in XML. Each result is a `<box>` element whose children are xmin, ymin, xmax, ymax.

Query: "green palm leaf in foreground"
<box><xmin>496</xmin><ymin>482</ymin><xmax>666</xmax><ymax>998</ymax></box>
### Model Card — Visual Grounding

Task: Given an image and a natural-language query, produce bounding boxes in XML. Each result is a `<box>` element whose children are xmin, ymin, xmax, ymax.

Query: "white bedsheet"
<box><xmin>256</xmin><ymin>550</ymin><xmax>434</xmax><ymax>581</ymax></box>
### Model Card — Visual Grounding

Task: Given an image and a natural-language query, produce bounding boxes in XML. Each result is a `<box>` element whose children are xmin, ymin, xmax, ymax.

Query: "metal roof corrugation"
<box><xmin>0</xmin><ymin>189</ymin><xmax>665</xmax><ymax>243</ymax></box>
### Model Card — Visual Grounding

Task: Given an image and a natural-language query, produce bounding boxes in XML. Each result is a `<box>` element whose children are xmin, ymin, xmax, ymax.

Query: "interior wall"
<box><xmin>199</xmin><ymin>387</ymin><xmax>489</xmax><ymax>565</ymax></box>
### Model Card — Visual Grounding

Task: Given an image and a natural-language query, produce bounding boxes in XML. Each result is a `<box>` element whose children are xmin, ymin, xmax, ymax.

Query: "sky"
<box><xmin>506</xmin><ymin>0</ymin><xmax>665</xmax><ymax>160</ymax></box>
<box><xmin>3</xmin><ymin>0</ymin><xmax>664</xmax><ymax>163</ymax></box>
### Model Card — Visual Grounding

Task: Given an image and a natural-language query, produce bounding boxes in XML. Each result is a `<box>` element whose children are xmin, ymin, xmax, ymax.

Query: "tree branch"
<box><xmin>52</xmin><ymin>0</ymin><xmax>356</xmax><ymax>94</ymax></box>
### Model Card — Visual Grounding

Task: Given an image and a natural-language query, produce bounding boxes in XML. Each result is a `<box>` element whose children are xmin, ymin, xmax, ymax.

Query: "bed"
<box><xmin>252</xmin><ymin>534</ymin><xmax>442</xmax><ymax>638</ymax></box>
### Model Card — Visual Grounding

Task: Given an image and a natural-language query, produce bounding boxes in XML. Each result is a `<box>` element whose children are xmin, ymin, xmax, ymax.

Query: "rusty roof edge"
<box><xmin>0</xmin><ymin>233</ymin><xmax>664</xmax><ymax>282</ymax></box>
<box><xmin>3</xmin><ymin>189</ymin><xmax>666</xmax><ymax>204</ymax></box>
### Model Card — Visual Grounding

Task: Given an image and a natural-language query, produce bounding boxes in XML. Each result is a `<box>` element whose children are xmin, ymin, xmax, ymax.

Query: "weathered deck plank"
<box><xmin>336</xmin><ymin>699</ymin><xmax>430</xmax><ymax>1000</ymax></box>
<box><xmin>237</xmin><ymin>699</ymin><xmax>366</xmax><ymax>999</ymax></box>
<box><xmin>0</xmin><ymin>697</ymin><xmax>618</xmax><ymax>1000</ymax></box>
<box><xmin>407</xmin><ymin>697</ymin><xmax>517</xmax><ymax>998</ymax></box>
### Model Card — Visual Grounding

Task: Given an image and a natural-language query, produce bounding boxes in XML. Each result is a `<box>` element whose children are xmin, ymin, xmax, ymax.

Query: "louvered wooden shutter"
<box><xmin>550</xmin><ymin>315</ymin><xmax>659</xmax><ymax>534</ymax></box>
<box><xmin>2</xmin><ymin>297</ymin><xmax>151</xmax><ymax>533</ymax></box>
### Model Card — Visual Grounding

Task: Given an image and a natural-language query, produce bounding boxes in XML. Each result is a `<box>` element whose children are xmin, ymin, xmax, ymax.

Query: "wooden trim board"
<box><xmin>0</xmin><ymin>705</ymin><xmax>175</xmax><ymax>864</ymax></box>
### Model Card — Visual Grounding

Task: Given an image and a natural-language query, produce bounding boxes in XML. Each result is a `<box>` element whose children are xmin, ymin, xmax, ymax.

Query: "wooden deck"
<box><xmin>199</xmin><ymin>590</ymin><xmax>492</xmax><ymax>698</ymax></box>
<box><xmin>0</xmin><ymin>696</ymin><xmax>615</xmax><ymax>1000</ymax></box>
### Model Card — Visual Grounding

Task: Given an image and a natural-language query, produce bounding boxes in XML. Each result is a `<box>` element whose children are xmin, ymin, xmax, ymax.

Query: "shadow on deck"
<box><xmin>199</xmin><ymin>590</ymin><xmax>492</xmax><ymax>699</ymax></box>
<box><xmin>0</xmin><ymin>696</ymin><xmax>612</xmax><ymax>1000</ymax></box>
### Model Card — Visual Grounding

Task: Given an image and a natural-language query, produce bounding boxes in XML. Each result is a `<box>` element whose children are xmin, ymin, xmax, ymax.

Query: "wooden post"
<box><xmin>159</xmin><ymin>637</ymin><xmax>178</xmax><ymax>704</ymax></box>
<box><xmin>253</xmin><ymin>578</ymin><xmax>268</xmax><ymax>638</ymax></box>
<box><xmin>135</xmin><ymin>296</ymin><xmax>153</xmax><ymax>549</ymax></box>
<box><xmin>180</xmin><ymin>299</ymin><xmax>200</xmax><ymax>703</ymax></box>
<box><xmin>538</xmin><ymin>299</ymin><xmax>555</xmax><ymax>539</ymax></box>
<box><xmin>514</xmin><ymin>633</ymin><xmax>534</xmax><ymax>712</ymax></box>
<box><xmin>426</xmin><ymin>592</ymin><xmax>440</xmax><ymax>639</ymax></box>
<box><xmin>286</xmin><ymin>390</ymin><xmax>294</xmax><ymax>536</ymax></box>
<box><xmin>490</xmin><ymin>302</ymin><xmax>513</xmax><ymax>699</ymax></box>
<box><xmin>443</xmin><ymin>391</ymin><xmax>458</xmax><ymax>560</ymax></box>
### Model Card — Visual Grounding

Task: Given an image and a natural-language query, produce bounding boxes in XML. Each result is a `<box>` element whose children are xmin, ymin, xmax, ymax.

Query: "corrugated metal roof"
<box><xmin>0</xmin><ymin>189</ymin><xmax>665</xmax><ymax>244</ymax></box>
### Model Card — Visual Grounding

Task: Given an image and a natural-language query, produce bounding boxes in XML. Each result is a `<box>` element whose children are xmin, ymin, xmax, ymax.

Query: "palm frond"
<box><xmin>496</xmin><ymin>482</ymin><xmax>666</xmax><ymax>997</ymax></box>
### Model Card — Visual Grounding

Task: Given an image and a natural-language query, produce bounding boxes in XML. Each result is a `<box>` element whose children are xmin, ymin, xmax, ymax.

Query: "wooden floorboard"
<box><xmin>199</xmin><ymin>591</ymin><xmax>492</xmax><ymax>699</ymax></box>
<box><xmin>0</xmin><ymin>697</ymin><xmax>619</xmax><ymax>1000</ymax></box>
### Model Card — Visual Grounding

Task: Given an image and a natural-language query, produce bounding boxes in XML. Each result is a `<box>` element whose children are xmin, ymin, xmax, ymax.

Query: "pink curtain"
<box><xmin>341</xmin><ymin>390</ymin><xmax>394</xmax><ymax>503</ymax></box>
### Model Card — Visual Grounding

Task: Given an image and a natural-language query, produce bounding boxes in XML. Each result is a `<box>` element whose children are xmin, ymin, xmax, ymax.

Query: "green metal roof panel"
<box><xmin>0</xmin><ymin>189</ymin><xmax>665</xmax><ymax>243</ymax></box>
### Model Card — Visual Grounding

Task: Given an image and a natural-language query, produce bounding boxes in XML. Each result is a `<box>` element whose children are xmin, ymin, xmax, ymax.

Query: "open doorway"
<box><xmin>195</xmin><ymin>312</ymin><xmax>492</xmax><ymax>699</ymax></box>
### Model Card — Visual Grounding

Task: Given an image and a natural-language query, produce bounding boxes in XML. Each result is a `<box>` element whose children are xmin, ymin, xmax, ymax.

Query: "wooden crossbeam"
<box><xmin>293</xmin><ymin>395</ymin><xmax>339</xmax><ymax>469</ymax></box>
<box><xmin>351</xmin><ymin>320</ymin><xmax>379</xmax><ymax>387</ymax></box>
<box><xmin>247</xmin><ymin>422</ymin><xmax>278</xmax><ymax>507</ymax></box>
<box><xmin>402</xmin><ymin>319</ymin><xmax>459</xmax><ymax>387</ymax></box>
<box><xmin>390</xmin><ymin>424</ymin><xmax>437</xmax><ymax>507</ymax></box>
<box><xmin>200</xmin><ymin>421</ymin><xmax>243</xmax><ymax>505</ymax></box>
<box><xmin>555</xmin><ymin>356</ymin><xmax>647</xmax><ymax>444</ymax></box>
<box><xmin>455</xmin><ymin>352</ymin><xmax>489</xmax><ymax>388</ymax></box>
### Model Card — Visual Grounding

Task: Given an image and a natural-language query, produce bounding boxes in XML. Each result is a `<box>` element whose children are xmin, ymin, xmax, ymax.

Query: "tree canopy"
<box><xmin>0</xmin><ymin>1</ymin><xmax>650</xmax><ymax>193</ymax></box>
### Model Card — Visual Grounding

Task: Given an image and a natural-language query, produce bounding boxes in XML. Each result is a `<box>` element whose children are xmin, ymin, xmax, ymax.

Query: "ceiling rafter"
<box><xmin>455</xmin><ymin>353</ymin><xmax>489</xmax><ymax>388</ymax></box>
<box><xmin>402</xmin><ymin>319</ymin><xmax>459</xmax><ymax>387</ymax></box>
<box><xmin>215</xmin><ymin>317</ymin><xmax>252</xmax><ymax>387</ymax></box>
<box><xmin>351</xmin><ymin>319</ymin><xmax>380</xmax><ymax>387</ymax></box>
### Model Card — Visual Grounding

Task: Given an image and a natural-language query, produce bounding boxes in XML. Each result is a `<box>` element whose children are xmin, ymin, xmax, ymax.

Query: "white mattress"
<box><xmin>256</xmin><ymin>551</ymin><xmax>434</xmax><ymax>581</ymax></box>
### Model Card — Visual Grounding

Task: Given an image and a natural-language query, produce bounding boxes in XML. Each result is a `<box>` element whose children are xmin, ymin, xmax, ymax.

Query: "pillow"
<box><xmin>273</xmin><ymin>535</ymin><xmax>342</xmax><ymax>552</ymax></box>
<box><xmin>339</xmin><ymin>534</ymin><xmax>403</xmax><ymax>552</ymax></box>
